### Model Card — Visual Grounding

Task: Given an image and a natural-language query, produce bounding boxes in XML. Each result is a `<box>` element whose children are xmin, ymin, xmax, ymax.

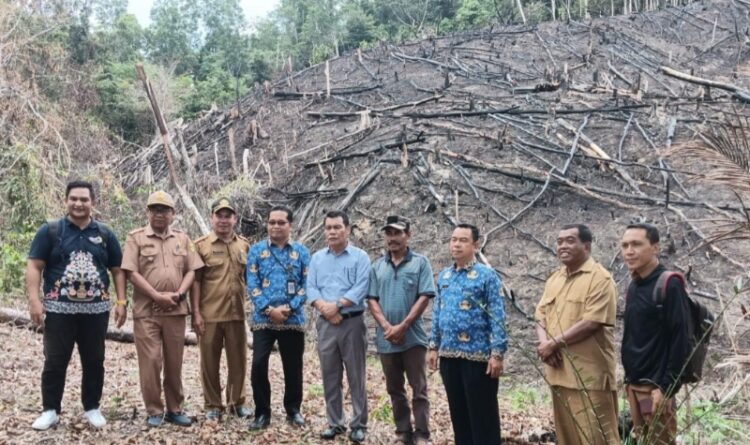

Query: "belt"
<box><xmin>340</xmin><ymin>311</ymin><xmax>364</xmax><ymax>320</ymax></box>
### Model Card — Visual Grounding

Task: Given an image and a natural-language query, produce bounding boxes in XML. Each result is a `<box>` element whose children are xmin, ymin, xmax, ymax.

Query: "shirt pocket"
<box><xmin>401</xmin><ymin>272</ymin><xmax>419</xmax><ymax>296</ymax></box>
<box><xmin>339</xmin><ymin>266</ymin><xmax>356</xmax><ymax>286</ymax></box>
<box><xmin>563</xmin><ymin>292</ymin><xmax>586</xmax><ymax>322</ymax></box>
<box><xmin>233</xmin><ymin>250</ymin><xmax>247</xmax><ymax>268</ymax></box>
<box><xmin>206</xmin><ymin>251</ymin><xmax>226</xmax><ymax>268</ymax></box>
<box><xmin>140</xmin><ymin>246</ymin><xmax>159</xmax><ymax>267</ymax></box>
<box><xmin>173</xmin><ymin>246</ymin><xmax>187</xmax><ymax>269</ymax></box>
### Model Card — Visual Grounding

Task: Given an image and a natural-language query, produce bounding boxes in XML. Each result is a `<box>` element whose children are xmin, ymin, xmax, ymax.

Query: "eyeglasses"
<box><xmin>148</xmin><ymin>206</ymin><xmax>172</xmax><ymax>214</ymax></box>
<box><xmin>268</xmin><ymin>220</ymin><xmax>288</xmax><ymax>226</ymax></box>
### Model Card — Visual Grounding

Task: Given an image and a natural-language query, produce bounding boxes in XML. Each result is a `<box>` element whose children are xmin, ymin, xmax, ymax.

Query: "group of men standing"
<box><xmin>26</xmin><ymin>179</ymin><xmax>692</xmax><ymax>445</ymax></box>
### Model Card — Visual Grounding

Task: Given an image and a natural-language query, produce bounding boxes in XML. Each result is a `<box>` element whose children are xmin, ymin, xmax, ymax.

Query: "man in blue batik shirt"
<box><xmin>246</xmin><ymin>205</ymin><xmax>311</xmax><ymax>430</ymax></box>
<box><xmin>428</xmin><ymin>223</ymin><xmax>507</xmax><ymax>445</ymax></box>
<box><xmin>307</xmin><ymin>210</ymin><xmax>371</xmax><ymax>443</ymax></box>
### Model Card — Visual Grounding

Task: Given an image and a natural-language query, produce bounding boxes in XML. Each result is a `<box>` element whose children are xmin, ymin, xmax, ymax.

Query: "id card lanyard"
<box><xmin>267</xmin><ymin>240</ymin><xmax>297</xmax><ymax>297</ymax></box>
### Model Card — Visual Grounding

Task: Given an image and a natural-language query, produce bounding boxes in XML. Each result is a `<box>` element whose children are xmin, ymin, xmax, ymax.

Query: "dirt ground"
<box><xmin>0</xmin><ymin>319</ymin><xmax>555</xmax><ymax>445</ymax></box>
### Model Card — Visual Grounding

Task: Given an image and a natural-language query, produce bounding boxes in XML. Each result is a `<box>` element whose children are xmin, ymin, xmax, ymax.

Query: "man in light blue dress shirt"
<box><xmin>307</xmin><ymin>210</ymin><xmax>371</xmax><ymax>443</ymax></box>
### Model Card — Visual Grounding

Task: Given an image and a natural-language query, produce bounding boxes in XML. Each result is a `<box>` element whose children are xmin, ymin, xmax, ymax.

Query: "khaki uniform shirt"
<box><xmin>121</xmin><ymin>225</ymin><xmax>204</xmax><ymax>319</ymax></box>
<box><xmin>535</xmin><ymin>258</ymin><xmax>617</xmax><ymax>391</ymax></box>
<box><xmin>194</xmin><ymin>232</ymin><xmax>249</xmax><ymax>322</ymax></box>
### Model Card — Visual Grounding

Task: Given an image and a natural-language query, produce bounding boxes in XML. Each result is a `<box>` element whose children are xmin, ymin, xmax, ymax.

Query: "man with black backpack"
<box><xmin>26</xmin><ymin>180</ymin><xmax>127</xmax><ymax>430</ymax></box>
<box><xmin>621</xmin><ymin>223</ymin><xmax>701</xmax><ymax>445</ymax></box>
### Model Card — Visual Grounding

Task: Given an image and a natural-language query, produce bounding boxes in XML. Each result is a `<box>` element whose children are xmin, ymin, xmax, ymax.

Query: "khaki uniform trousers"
<box><xmin>133</xmin><ymin>315</ymin><xmax>186</xmax><ymax>415</ymax></box>
<box><xmin>199</xmin><ymin>320</ymin><xmax>247</xmax><ymax>410</ymax></box>
<box><xmin>551</xmin><ymin>385</ymin><xmax>620</xmax><ymax>445</ymax></box>
<box><xmin>626</xmin><ymin>383</ymin><xmax>677</xmax><ymax>445</ymax></box>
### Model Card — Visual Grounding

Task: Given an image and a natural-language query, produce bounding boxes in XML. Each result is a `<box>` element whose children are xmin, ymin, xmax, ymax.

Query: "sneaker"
<box><xmin>165</xmin><ymin>411</ymin><xmax>192</xmax><ymax>427</ymax></box>
<box><xmin>146</xmin><ymin>414</ymin><xmax>164</xmax><ymax>428</ymax></box>
<box><xmin>84</xmin><ymin>409</ymin><xmax>107</xmax><ymax>428</ymax></box>
<box><xmin>205</xmin><ymin>409</ymin><xmax>221</xmax><ymax>421</ymax></box>
<box><xmin>32</xmin><ymin>410</ymin><xmax>59</xmax><ymax>431</ymax></box>
<box><xmin>231</xmin><ymin>406</ymin><xmax>252</xmax><ymax>418</ymax></box>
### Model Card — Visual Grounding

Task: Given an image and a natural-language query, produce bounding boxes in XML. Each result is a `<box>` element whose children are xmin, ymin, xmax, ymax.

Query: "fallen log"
<box><xmin>274</xmin><ymin>84</ymin><xmax>382</xmax><ymax>99</ymax></box>
<box><xmin>660</xmin><ymin>66</ymin><xmax>750</xmax><ymax>102</ymax></box>
<box><xmin>0</xmin><ymin>307</ymin><xmax>254</xmax><ymax>347</ymax></box>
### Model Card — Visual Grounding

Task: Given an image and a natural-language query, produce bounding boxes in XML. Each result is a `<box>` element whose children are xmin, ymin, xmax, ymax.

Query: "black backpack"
<box><xmin>653</xmin><ymin>271</ymin><xmax>715</xmax><ymax>384</ymax></box>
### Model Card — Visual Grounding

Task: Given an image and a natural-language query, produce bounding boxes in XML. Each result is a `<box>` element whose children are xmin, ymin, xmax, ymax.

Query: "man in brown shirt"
<box><xmin>121</xmin><ymin>190</ymin><xmax>204</xmax><ymax>428</ymax></box>
<box><xmin>191</xmin><ymin>197</ymin><xmax>251</xmax><ymax>421</ymax></box>
<box><xmin>535</xmin><ymin>224</ymin><xmax>619</xmax><ymax>445</ymax></box>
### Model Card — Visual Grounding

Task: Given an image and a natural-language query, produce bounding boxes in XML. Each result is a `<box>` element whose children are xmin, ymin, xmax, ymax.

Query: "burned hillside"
<box><xmin>120</xmin><ymin>0</ymin><xmax>750</xmax><ymax>377</ymax></box>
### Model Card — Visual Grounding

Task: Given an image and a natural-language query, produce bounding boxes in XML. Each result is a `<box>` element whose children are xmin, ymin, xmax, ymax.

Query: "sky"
<box><xmin>127</xmin><ymin>0</ymin><xmax>280</xmax><ymax>27</ymax></box>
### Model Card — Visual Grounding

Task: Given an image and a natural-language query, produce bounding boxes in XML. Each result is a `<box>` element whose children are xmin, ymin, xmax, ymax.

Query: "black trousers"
<box><xmin>42</xmin><ymin>311</ymin><xmax>109</xmax><ymax>413</ymax></box>
<box><xmin>251</xmin><ymin>329</ymin><xmax>304</xmax><ymax>417</ymax></box>
<box><xmin>439</xmin><ymin>357</ymin><xmax>501</xmax><ymax>445</ymax></box>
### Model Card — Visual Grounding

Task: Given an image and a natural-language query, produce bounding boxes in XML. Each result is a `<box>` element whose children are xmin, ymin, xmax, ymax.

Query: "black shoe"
<box><xmin>231</xmin><ymin>406</ymin><xmax>252</xmax><ymax>418</ymax></box>
<box><xmin>248</xmin><ymin>414</ymin><xmax>270</xmax><ymax>430</ymax></box>
<box><xmin>320</xmin><ymin>425</ymin><xmax>346</xmax><ymax>440</ymax></box>
<box><xmin>349</xmin><ymin>428</ymin><xmax>366</xmax><ymax>443</ymax></box>
<box><xmin>286</xmin><ymin>412</ymin><xmax>306</xmax><ymax>427</ymax></box>
<box><xmin>165</xmin><ymin>411</ymin><xmax>192</xmax><ymax>427</ymax></box>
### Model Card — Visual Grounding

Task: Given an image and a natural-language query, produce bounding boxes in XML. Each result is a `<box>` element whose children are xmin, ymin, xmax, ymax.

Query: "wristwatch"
<box><xmin>336</xmin><ymin>301</ymin><xmax>344</xmax><ymax>311</ymax></box>
<box><xmin>115</xmin><ymin>299</ymin><xmax>128</xmax><ymax>307</ymax></box>
<box><xmin>264</xmin><ymin>306</ymin><xmax>274</xmax><ymax>316</ymax></box>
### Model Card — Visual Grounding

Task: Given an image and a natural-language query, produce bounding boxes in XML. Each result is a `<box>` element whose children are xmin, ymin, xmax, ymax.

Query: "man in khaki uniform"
<box><xmin>191</xmin><ymin>198</ymin><xmax>251</xmax><ymax>421</ymax></box>
<box><xmin>122</xmin><ymin>190</ymin><xmax>204</xmax><ymax>428</ymax></box>
<box><xmin>535</xmin><ymin>224</ymin><xmax>619</xmax><ymax>445</ymax></box>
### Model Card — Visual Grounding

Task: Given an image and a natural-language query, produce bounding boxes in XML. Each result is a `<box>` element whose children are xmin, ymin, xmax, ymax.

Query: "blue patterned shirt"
<box><xmin>429</xmin><ymin>262</ymin><xmax>508</xmax><ymax>361</ymax></box>
<box><xmin>246</xmin><ymin>239</ymin><xmax>311</xmax><ymax>331</ymax></box>
<box><xmin>306</xmin><ymin>244</ymin><xmax>371</xmax><ymax>314</ymax></box>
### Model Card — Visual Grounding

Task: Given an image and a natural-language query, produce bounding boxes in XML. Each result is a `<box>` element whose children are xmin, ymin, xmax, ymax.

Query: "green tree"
<box><xmin>94</xmin><ymin>0</ymin><xmax>128</xmax><ymax>30</ymax></box>
<box><xmin>146</xmin><ymin>0</ymin><xmax>200</xmax><ymax>74</ymax></box>
<box><xmin>95</xmin><ymin>13</ymin><xmax>144</xmax><ymax>63</ymax></box>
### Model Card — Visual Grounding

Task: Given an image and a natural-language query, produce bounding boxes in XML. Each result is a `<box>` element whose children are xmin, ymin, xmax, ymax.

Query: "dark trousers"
<box><xmin>42</xmin><ymin>311</ymin><xmax>109</xmax><ymax>413</ymax></box>
<box><xmin>380</xmin><ymin>346</ymin><xmax>430</xmax><ymax>438</ymax></box>
<box><xmin>251</xmin><ymin>329</ymin><xmax>304</xmax><ymax>417</ymax></box>
<box><xmin>440</xmin><ymin>357</ymin><xmax>501</xmax><ymax>445</ymax></box>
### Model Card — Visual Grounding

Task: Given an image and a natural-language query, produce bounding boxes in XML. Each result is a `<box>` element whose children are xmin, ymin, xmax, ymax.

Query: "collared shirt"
<box><xmin>306</xmin><ymin>244</ymin><xmax>371</xmax><ymax>314</ymax></box>
<box><xmin>28</xmin><ymin>217</ymin><xmax>122</xmax><ymax>314</ymax></box>
<box><xmin>535</xmin><ymin>257</ymin><xmax>617</xmax><ymax>391</ymax></box>
<box><xmin>429</xmin><ymin>262</ymin><xmax>507</xmax><ymax>362</ymax></box>
<box><xmin>367</xmin><ymin>249</ymin><xmax>436</xmax><ymax>353</ymax></box>
<box><xmin>246</xmin><ymin>239</ymin><xmax>311</xmax><ymax>331</ymax></box>
<box><xmin>121</xmin><ymin>225</ymin><xmax>204</xmax><ymax>319</ymax></box>
<box><xmin>194</xmin><ymin>232</ymin><xmax>250</xmax><ymax>322</ymax></box>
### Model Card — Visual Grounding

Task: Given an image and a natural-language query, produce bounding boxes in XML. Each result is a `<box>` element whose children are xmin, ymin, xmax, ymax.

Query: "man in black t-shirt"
<box><xmin>620</xmin><ymin>223</ymin><xmax>690</xmax><ymax>445</ymax></box>
<box><xmin>26</xmin><ymin>180</ymin><xmax>127</xmax><ymax>430</ymax></box>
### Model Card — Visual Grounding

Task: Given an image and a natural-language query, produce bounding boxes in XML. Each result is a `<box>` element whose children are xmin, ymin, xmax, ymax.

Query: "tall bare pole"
<box><xmin>135</xmin><ymin>63</ymin><xmax>209</xmax><ymax>235</ymax></box>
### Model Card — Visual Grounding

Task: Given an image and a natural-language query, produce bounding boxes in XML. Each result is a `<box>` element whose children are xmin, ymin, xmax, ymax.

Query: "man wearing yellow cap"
<box><xmin>121</xmin><ymin>190</ymin><xmax>204</xmax><ymax>428</ymax></box>
<box><xmin>191</xmin><ymin>197</ymin><xmax>251</xmax><ymax>421</ymax></box>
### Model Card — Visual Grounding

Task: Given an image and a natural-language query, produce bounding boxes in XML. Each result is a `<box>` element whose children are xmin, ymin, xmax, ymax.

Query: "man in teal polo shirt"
<box><xmin>367</xmin><ymin>215</ymin><xmax>436</xmax><ymax>445</ymax></box>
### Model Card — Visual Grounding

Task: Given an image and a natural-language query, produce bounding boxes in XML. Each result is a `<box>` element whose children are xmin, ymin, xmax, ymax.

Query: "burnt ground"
<box><xmin>6</xmin><ymin>1</ymin><xmax>750</xmax><ymax>443</ymax></box>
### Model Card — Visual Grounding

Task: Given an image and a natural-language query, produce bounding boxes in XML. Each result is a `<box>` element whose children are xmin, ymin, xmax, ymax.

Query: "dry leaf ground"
<box><xmin>0</xmin><ymin>321</ymin><xmax>553</xmax><ymax>445</ymax></box>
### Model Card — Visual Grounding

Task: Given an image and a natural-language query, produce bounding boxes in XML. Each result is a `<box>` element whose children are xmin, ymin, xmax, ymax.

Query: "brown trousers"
<box><xmin>133</xmin><ymin>315</ymin><xmax>186</xmax><ymax>415</ymax></box>
<box><xmin>626</xmin><ymin>383</ymin><xmax>677</xmax><ymax>445</ymax></box>
<box><xmin>551</xmin><ymin>386</ymin><xmax>620</xmax><ymax>445</ymax></box>
<box><xmin>379</xmin><ymin>345</ymin><xmax>430</xmax><ymax>439</ymax></box>
<box><xmin>199</xmin><ymin>320</ymin><xmax>248</xmax><ymax>410</ymax></box>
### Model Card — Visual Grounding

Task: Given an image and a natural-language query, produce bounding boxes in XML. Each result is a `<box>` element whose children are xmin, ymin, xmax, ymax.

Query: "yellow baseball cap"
<box><xmin>146</xmin><ymin>190</ymin><xmax>175</xmax><ymax>209</ymax></box>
